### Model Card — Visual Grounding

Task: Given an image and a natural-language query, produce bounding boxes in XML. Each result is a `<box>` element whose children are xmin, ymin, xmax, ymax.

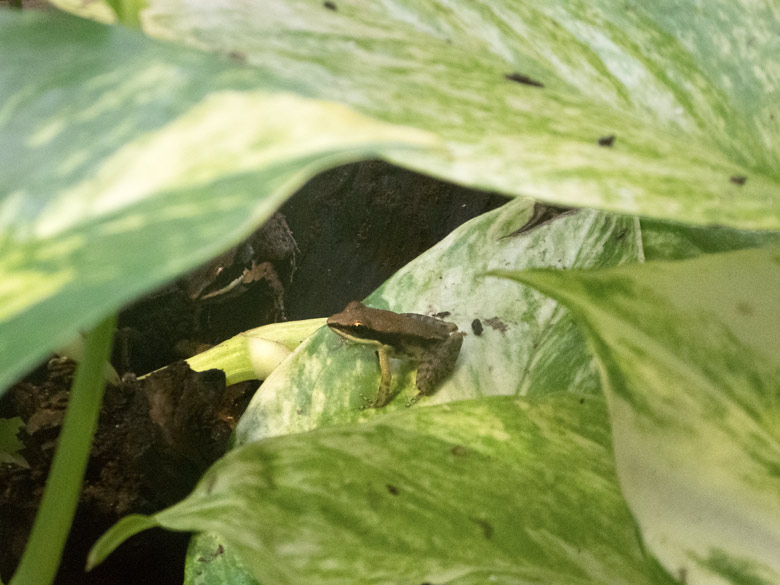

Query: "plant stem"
<box><xmin>10</xmin><ymin>315</ymin><xmax>117</xmax><ymax>585</ymax></box>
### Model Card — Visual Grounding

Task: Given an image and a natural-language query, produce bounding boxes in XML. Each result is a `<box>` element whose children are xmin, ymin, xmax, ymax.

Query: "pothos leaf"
<box><xmin>185</xmin><ymin>199</ymin><xmax>643</xmax><ymax>583</ymax></box>
<box><xmin>0</xmin><ymin>11</ymin><xmax>437</xmax><ymax>393</ymax></box>
<box><xmin>234</xmin><ymin>199</ymin><xmax>641</xmax><ymax>444</ymax></box>
<box><xmin>496</xmin><ymin>245</ymin><xmax>780</xmax><ymax>584</ymax></box>
<box><xmin>135</xmin><ymin>0</ymin><xmax>780</xmax><ymax>229</ymax></box>
<box><xmin>92</xmin><ymin>394</ymin><xmax>676</xmax><ymax>585</ymax></box>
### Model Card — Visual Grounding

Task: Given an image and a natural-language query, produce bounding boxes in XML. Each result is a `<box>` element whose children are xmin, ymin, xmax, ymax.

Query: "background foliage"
<box><xmin>1</xmin><ymin>1</ymin><xmax>779</xmax><ymax>584</ymax></box>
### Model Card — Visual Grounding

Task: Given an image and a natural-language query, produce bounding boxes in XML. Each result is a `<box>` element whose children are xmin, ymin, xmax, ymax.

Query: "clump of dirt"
<box><xmin>0</xmin><ymin>358</ymin><xmax>255</xmax><ymax>584</ymax></box>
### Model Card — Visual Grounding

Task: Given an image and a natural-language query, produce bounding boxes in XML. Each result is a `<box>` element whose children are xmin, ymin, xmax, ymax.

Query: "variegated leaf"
<box><xmin>498</xmin><ymin>245</ymin><xmax>780</xmax><ymax>584</ymax></box>
<box><xmin>92</xmin><ymin>395</ymin><xmax>676</xmax><ymax>585</ymax></box>
<box><xmin>132</xmin><ymin>0</ymin><xmax>780</xmax><ymax>229</ymax></box>
<box><xmin>181</xmin><ymin>198</ymin><xmax>643</xmax><ymax>583</ymax></box>
<box><xmin>0</xmin><ymin>11</ymin><xmax>436</xmax><ymax>392</ymax></box>
<box><xmin>235</xmin><ymin>199</ymin><xmax>640</xmax><ymax>443</ymax></box>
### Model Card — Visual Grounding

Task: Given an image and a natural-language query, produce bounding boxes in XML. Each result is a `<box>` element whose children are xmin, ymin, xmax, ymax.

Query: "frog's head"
<box><xmin>179</xmin><ymin>240</ymin><xmax>257</xmax><ymax>303</ymax></box>
<box><xmin>326</xmin><ymin>301</ymin><xmax>375</xmax><ymax>340</ymax></box>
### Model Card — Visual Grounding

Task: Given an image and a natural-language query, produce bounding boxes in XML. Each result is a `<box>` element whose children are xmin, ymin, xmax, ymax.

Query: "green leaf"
<box><xmin>48</xmin><ymin>0</ymin><xmax>118</xmax><ymax>24</ymax></box>
<box><xmin>184</xmin><ymin>532</ymin><xmax>257</xmax><ymax>585</ymax></box>
<box><xmin>5</xmin><ymin>0</ymin><xmax>779</xmax><ymax>393</ymax></box>
<box><xmin>139</xmin><ymin>0</ymin><xmax>780</xmax><ymax>228</ymax></box>
<box><xmin>640</xmin><ymin>218</ymin><xmax>780</xmax><ymax>261</ymax></box>
<box><xmin>184</xmin><ymin>199</ymin><xmax>642</xmax><ymax>582</ymax></box>
<box><xmin>94</xmin><ymin>394</ymin><xmax>675</xmax><ymax>585</ymax></box>
<box><xmin>496</xmin><ymin>245</ymin><xmax>780</xmax><ymax>584</ymax></box>
<box><xmin>105</xmin><ymin>0</ymin><xmax>147</xmax><ymax>27</ymax></box>
<box><xmin>234</xmin><ymin>199</ymin><xmax>640</xmax><ymax>444</ymax></box>
<box><xmin>87</xmin><ymin>514</ymin><xmax>162</xmax><ymax>571</ymax></box>
<box><xmin>0</xmin><ymin>11</ymin><xmax>437</xmax><ymax>393</ymax></box>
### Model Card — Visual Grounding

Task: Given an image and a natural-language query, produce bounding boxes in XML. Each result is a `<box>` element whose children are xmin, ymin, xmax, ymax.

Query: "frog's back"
<box><xmin>399</xmin><ymin>312</ymin><xmax>458</xmax><ymax>340</ymax></box>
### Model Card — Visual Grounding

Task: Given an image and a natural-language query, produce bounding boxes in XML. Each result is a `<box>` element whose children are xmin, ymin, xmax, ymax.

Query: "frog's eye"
<box><xmin>351</xmin><ymin>322</ymin><xmax>369</xmax><ymax>334</ymax></box>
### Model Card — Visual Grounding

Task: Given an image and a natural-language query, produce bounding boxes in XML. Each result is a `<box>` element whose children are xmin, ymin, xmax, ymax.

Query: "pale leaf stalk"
<box><xmin>185</xmin><ymin>318</ymin><xmax>326</xmax><ymax>385</ymax></box>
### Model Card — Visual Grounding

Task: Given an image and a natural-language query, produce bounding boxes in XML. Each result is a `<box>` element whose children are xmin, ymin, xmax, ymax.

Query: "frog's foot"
<box><xmin>357</xmin><ymin>379</ymin><xmax>396</xmax><ymax>409</ymax></box>
<box><xmin>405</xmin><ymin>392</ymin><xmax>423</xmax><ymax>407</ymax></box>
<box><xmin>368</xmin><ymin>381</ymin><xmax>396</xmax><ymax>408</ymax></box>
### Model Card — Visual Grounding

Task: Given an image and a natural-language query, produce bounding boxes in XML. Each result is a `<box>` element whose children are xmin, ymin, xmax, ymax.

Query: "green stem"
<box><xmin>10</xmin><ymin>315</ymin><xmax>117</xmax><ymax>585</ymax></box>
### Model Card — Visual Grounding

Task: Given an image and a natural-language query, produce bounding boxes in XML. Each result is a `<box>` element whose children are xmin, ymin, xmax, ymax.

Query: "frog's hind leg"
<box><xmin>415</xmin><ymin>332</ymin><xmax>464</xmax><ymax>397</ymax></box>
<box><xmin>370</xmin><ymin>347</ymin><xmax>395</xmax><ymax>408</ymax></box>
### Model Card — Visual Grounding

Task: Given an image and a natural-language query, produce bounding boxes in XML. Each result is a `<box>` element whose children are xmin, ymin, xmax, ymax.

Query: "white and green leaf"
<box><xmin>136</xmin><ymin>0</ymin><xmax>780</xmax><ymax>228</ymax></box>
<box><xmin>234</xmin><ymin>198</ymin><xmax>641</xmax><ymax>443</ymax></box>
<box><xmin>0</xmin><ymin>11</ymin><xmax>436</xmax><ymax>393</ymax></box>
<box><xmin>92</xmin><ymin>394</ymin><xmax>676</xmax><ymax>585</ymax></box>
<box><xmin>4</xmin><ymin>0</ymin><xmax>779</xmax><ymax>394</ymax></box>
<box><xmin>183</xmin><ymin>204</ymin><xmax>780</xmax><ymax>584</ymax></box>
<box><xmin>640</xmin><ymin>219</ymin><xmax>780</xmax><ymax>261</ymax></box>
<box><xmin>497</xmin><ymin>245</ymin><xmax>780</xmax><ymax>585</ymax></box>
<box><xmin>181</xmin><ymin>198</ymin><xmax>642</xmax><ymax>583</ymax></box>
<box><xmin>2</xmin><ymin>2</ymin><xmax>778</xmax><ymax>583</ymax></box>
<box><xmin>183</xmin><ymin>318</ymin><xmax>327</xmax><ymax>386</ymax></box>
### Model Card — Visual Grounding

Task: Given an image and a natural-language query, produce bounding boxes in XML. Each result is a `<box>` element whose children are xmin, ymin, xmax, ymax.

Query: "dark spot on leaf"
<box><xmin>433</xmin><ymin>311</ymin><xmax>451</xmax><ymax>319</ymax></box>
<box><xmin>450</xmin><ymin>445</ymin><xmax>468</xmax><ymax>456</ymax></box>
<box><xmin>227</xmin><ymin>51</ymin><xmax>246</xmax><ymax>62</ymax></box>
<box><xmin>598</xmin><ymin>134</ymin><xmax>616</xmax><ymax>147</ymax></box>
<box><xmin>678</xmin><ymin>567</ymin><xmax>688</xmax><ymax>585</ymax></box>
<box><xmin>386</xmin><ymin>483</ymin><xmax>399</xmax><ymax>495</ymax></box>
<box><xmin>296</xmin><ymin>408</ymin><xmax>304</xmax><ymax>415</ymax></box>
<box><xmin>504</xmin><ymin>203</ymin><xmax>575</xmax><ymax>237</ymax></box>
<box><xmin>730</xmin><ymin>175</ymin><xmax>747</xmax><ymax>185</ymax></box>
<box><xmin>470</xmin><ymin>516</ymin><xmax>493</xmax><ymax>539</ymax></box>
<box><xmin>471</xmin><ymin>319</ymin><xmax>483</xmax><ymax>336</ymax></box>
<box><xmin>323</xmin><ymin>1</ymin><xmax>337</xmax><ymax>10</ymax></box>
<box><xmin>579</xmin><ymin>397</ymin><xmax>585</xmax><ymax>404</ymax></box>
<box><xmin>198</xmin><ymin>544</ymin><xmax>225</xmax><ymax>564</ymax></box>
<box><xmin>504</xmin><ymin>72</ymin><xmax>544</xmax><ymax>88</ymax></box>
<box><xmin>483</xmin><ymin>317</ymin><xmax>507</xmax><ymax>333</ymax></box>
<box><xmin>615</xmin><ymin>228</ymin><xmax>627</xmax><ymax>240</ymax></box>
<box><xmin>736</xmin><ymin>301</ymin><xmax>753</xmax><ymax>315</ymax></box>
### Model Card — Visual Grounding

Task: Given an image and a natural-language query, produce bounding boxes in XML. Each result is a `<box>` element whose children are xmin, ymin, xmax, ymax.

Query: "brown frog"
<box><xmin>327</xmin><ymin>301</ymin><xmax>463</xmax><ymax>407</ymax></box>
<box><xmin>178</xmin><ymin>212</ymin><xmax>298</xmax><ymax>319</ymax></box>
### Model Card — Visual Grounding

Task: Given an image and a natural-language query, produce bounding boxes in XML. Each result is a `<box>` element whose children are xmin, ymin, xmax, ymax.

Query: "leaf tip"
<box><xmin>86</xmin><ymin>514</ymin><xmax>160</xmax><ymax>572</ymax></box>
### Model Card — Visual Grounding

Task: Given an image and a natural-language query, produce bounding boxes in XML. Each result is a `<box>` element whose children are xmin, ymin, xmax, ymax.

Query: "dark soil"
<box><xmin>0</xmin><ymin>160</ymin><xmax>508</xmax><ymax>584</ymax></box>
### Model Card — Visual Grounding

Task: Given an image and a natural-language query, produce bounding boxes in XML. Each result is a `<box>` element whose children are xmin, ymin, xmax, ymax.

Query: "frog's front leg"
<box><xmin>413</xmin><ymin>332</ymin><xmax>464</xmax><ymax>400</ymax></box>
<box><xmin>370</xmin><ymin>347</ymin><xmax>395</xmax><ymax>407</ymax></box>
